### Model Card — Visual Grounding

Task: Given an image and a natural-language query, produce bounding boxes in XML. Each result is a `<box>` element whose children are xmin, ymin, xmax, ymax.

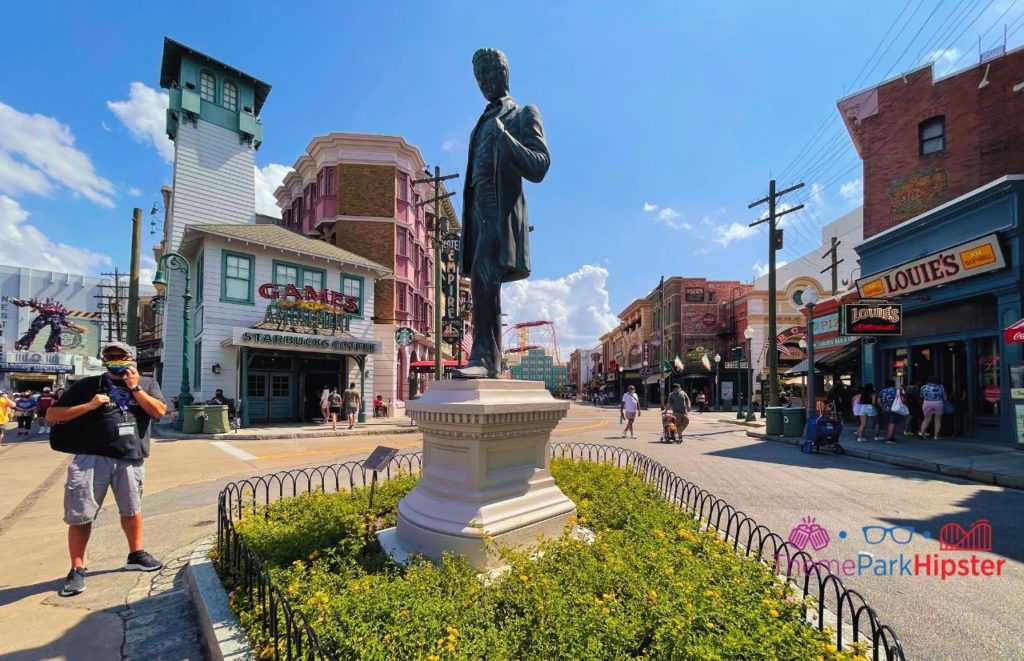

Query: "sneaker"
<box><xmin>124</xmin><ymin>550</ymin><xmax>163</xmax><ymax>572</ymax></box>
<box><xmin>885</xmin><ymin>438</ymin><xmax>896</xmax><ymax>444</ymax></box>
<box><xmin>59</xmin><ymin>567</ymin><xmax>86</xmax><ymax>597</ymax></box>
<box><xmin>902</xmin><ymin>431</ymin><xmax>914</xmax><ymax>437</ymax></box>
<box><xmin>874</xmin><ymin>435</ymin><xmax>885</xmax><ymax>441</ymax></box>
<box><xmin>856</xmin><ymin>437</ymin><xmax>867</xmax><ymax>443</ymax></box>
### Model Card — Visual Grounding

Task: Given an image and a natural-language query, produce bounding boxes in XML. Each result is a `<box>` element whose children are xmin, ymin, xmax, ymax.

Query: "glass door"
<box><xmin>247</xmin><ymin>372</ymin><xmax>269</xmax><ymax>423</ymax></box>
<box><xmin>269</xmin><ymin>373</ymin><xmax>292</xmax><ymax>421</ymax></box>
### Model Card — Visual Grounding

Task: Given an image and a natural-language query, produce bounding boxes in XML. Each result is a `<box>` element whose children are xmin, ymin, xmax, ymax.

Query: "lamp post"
<box><xmin>713</xmin><ymin>353</ymin><xmax>721</xmax><ymax>411</ymax></box>
<box><xmin>152</xmin><ymin>252</ymin><xmax>193</xmax><ymax>431</ymax></box>
<box><xmin>744</xmin><ymin>326</ymin><xmax>756</xmax><ymax>422</ymax></box>
<box><xmin>617</xmin><ymin>365</ymin><xmax>624</xmax><ymax>400</ymax></box>
<box><xmin>642</xmin><ymin>359</ymin><xmax>649</xmax><ymax>410</ymax></box>
<box><xmin>799</xmin><ymin>338</ymin><xmax>808</xmax><ymax>401</ymax></box>
<box><xmin>802</xmin><ymin>288</ymin><xmax>820</xmax><ymax>431</ymax></box>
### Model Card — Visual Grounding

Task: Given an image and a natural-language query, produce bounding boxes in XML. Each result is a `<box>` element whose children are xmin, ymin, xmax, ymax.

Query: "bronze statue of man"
<box><xmin>453</xmin><ymin>48</ymin><xmax>550</xmax><ymax>379</ymax></box>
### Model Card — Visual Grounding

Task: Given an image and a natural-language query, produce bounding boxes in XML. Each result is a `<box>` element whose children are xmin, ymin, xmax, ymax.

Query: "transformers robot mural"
<box><xmin>10</xmin><ymin>298</ymin><xmax>88</xmax><ymax>353</ymax></box>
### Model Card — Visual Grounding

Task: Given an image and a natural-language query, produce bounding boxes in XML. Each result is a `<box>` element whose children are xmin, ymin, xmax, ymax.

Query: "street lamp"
<box><xmin>617</xmin><ymin>365</ymin><xmax>624</xmax><ymax>400</ymax></box>
<box><xmin>743</xmin><ymin>326</ymin><xmax>756</xmax><ymax>422</ymax></box>
<box><xmin>152</xmin><ymin>252</ymin><xmax>194</xmax><ymax>431</ymax></box>
<box><xmin>802</xmin><ymin>288</ymin><xmax>820</xmax><ymax>433</ymax></box>
<box><xmin>799</xmin><ymin>338</ymin><xmax>808</xmax><ymax>401</ymax></box>
<box><xmin>641</xmin><ymin>359</ymin><xmax>649</xmax><ymax>410</ymax></box>
<box><xmin>713</xmin><ymin>353</ymin><xmax>721</xmax><ymax>410</ymax></box>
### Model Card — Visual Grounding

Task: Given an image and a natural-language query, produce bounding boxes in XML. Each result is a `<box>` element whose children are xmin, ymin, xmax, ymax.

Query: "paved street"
<box><xmin>1</xmin><ymin>406</ymin><xmax>1021</xmax><ymax>660</ymax></box>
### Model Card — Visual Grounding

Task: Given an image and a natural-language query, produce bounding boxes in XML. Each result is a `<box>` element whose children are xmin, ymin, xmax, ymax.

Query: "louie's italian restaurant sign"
<box><xmin>841</xmin><ymin>303</ymin><xmax>902</xmax><ymax>336</ymax></box>
<box><xmin>856</xmin><ymin>233</ymin><xmax>1005</xmax><ymax>299</ymax></box>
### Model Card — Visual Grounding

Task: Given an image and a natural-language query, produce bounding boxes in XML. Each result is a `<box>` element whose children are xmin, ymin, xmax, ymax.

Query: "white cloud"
<box><xmin>840</xmin><ymin>178</ymin><xmax>863</xmax><ymax>203</ymax></box>
<box><xmin>127</xmin><ymin>186</ymin><xmax>142</xmax><ymax>198</ymax></box>
<box><xmin>0</xmin><ymin>102</ymin><xmax>116</xmax><ymax>207</ymax></box>
<box><xmin>700</xmin><ymin>215</ymin><xmax>714</xmax><ymax>227</ymax></box>
<box><xmin>107</xmin><ymin>82</ymin><xmax>174</xmax><ymax>164</ymax></box>
<box><xmin>714</xmin><ymin>221</ymin><xmax>759</xmax><ymax>246</ymax></box>
<box><xmin>809</xmin><ymin>182</ymin><xmax>824</xmax><ymax>208</ymax></box>
<box><xmin>925</xmin><ymin>48</ymin><xmax>960</xmax><ymax>77</ymax></box>
<box><xmin>0</xmin><ymin>195</ymin><xmax>112</xmax><ymax>274</ymax></box>
<box><xmin>101</xmin><ymin>121</ymin><xmax>112</xmax><ymax>132</ymax></box>
<box><xmin>254</xmin><ymin>163</ymin><xmax>291</xmax><ymax>217</ymax></box>
<box><xmin>441</xmin><ymin>138</ymin><xmax>460</xmax><ymax>152</ymax></box>
<box><xmin>654</xmin><ymin>206</ymin><xmax>692</xmax><ymax>231</ymax></box>
<box><xmin>753</xmin><ymin>259</ymin><xmax>788</xmax><ymax>278</ymax></box>
<box><xmin>657</xmin><ymin>207</ymin><xmax>679</xmax><ymax>221</ymax></box>
<box><xmin>642</xmin><ymin>202</ymin><xmax>658</xmax><ymax>212</ymax></box>
<box><xmin>501</xmin><ymin>264</ymin><xmax>619</xmax><ymax>350</ymax></box>
<box><xmin>138</xmin><ymin>253</ymin><xmax>157</xmax><ymax>295</ymax></box>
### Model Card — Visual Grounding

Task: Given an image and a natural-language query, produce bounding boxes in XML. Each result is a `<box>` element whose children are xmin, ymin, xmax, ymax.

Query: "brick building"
<box><xmin>839</xmin><ymin>49</ymin><xmax>1024</xmax><ymax>444</ymax></box>
<box><xmin>839</xmin><ymin>47</ymin><xmax>1024</xmax><ymax>239</ymax></box>
<box><xmin>274</xmin><ymin>133</ymin><xmax>462</xmax><ymax>409</ymax></box>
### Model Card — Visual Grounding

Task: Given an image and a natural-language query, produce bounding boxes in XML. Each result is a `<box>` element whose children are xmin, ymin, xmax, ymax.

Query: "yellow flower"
<box><xmin>602</xmin><ymin>607</ymin><xmax>611</xmax><ymax>614</ymax></box>
<box><xmin>519</xmin><ymin>574</ymin><xmax>529</xmax><ymax>582</ymax></box>
<box><xmin>824</xmin><ymin>644</ymin><xmax>837</xmax><ymax>653</ymax></box>
<box><xmin>602</xmin><ymin>593</ymin><xmax>613</xmax><ymax>601</ymax></box>
<box><xmin>648</xmin><ymin>590</ymin><xmax>657</xmax><ymax>601</ymax></box>
<box><xmin>705</xmin><ymin>590</ymin><xmax>715</xmax><ymax>598</ymax></box>
<box><xmin>769</xmin><ymin>609</ymin><xmax>779</xmax><ymax>618</ymax></box>
<box><xmin>447</xmin><ymin>644</ymin><xmax>455</xmax><ymax>653</ymax></box>
<box><xmin>705</xmin><ymin>622</ymin><xmax>715</xmax><ymax>630</ymax></box>
<box><xmin>428</xmin><ymin>656</ymin><xmax>441</xmax><ymax>661</ymax></box>
<box><xmin>654</xmin><ymin>529</ymin><xmax>666</xmax><ymax>539</ymax></box>
<box><xmin>308</xmin><ymin>550</ymin><xmax>319</xmax><ymax>560</ymax></box>
<box><xmin>580</xmin><ymin>498</ymin><xmax>590</xmax><ymax>507</ymax></box>
<box><xmin>665</xmin><ymin>567</ymin><xmax>675</xmax><ymax>576</ymax></box>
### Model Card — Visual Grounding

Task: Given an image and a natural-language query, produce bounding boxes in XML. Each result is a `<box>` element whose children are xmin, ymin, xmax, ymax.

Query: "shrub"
<box><xmin>224</xmin><ymin>460</ymin><xmax>868</xmax><ymax>660</ymax></box>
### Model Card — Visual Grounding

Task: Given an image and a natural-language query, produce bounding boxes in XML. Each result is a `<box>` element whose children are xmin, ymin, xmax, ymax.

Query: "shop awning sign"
<box><xmin>0</xmin><ymin>362</ymin><xmax>74</xmax><ymax>374</ymax></box>
<box><xmin>856</xmin><ymin>233</ymin><xmax>1005</xmax><ymax>299</ymax></box>
<box><xmin>232</xmin><ymin>329</ymin><xmax>381</xmax><ymax>354</ymax></box>
<box><xmin>841</xmin><ymin>303</ymin><xmax>902</xmax><ymax>336</ymax></box>
<box><xmin>1004</xmin><ymin>317</ymin><xmax>1024</xmax><ymax>345</ymax></box>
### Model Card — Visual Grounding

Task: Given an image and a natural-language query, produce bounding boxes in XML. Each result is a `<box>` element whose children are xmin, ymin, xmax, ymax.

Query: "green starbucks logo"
<box><xmin>395</xmin><ymin>327</ymin><xmax>415</xmax><ymax>347</ymax></box>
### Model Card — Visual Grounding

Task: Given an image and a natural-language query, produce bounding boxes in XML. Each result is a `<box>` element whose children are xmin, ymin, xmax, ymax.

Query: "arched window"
<box><xmin>919</xmin><ymin>116</ymin><xmax>945</xmax><ymax>155</ymax></box>
<box><xmin>200</xmin><ymin>71</ymin><xmax>216</xmax><ymax>103</ymax></box>
<box><xmin>223</xmin><ymin>80</ymin><xmax>238</xmax><ymax>111</ymax></box>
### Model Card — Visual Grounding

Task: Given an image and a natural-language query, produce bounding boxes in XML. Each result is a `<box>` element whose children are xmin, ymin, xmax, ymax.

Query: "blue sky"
<box><xmin>2</xmin><ymin>1</ymin><xmax>1022</xmax><ymax>348</ymax></box>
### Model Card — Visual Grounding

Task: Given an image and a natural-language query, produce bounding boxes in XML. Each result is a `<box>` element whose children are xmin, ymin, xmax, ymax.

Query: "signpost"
<box><xmin>395</xmin><ymin>326</ymin><xmax>415</xmax><ymax>347</ymax></box>
<box><xmin>362</xmin><ymin>445</ymin><xmax>400</xmax><ymax>539</ymax></box>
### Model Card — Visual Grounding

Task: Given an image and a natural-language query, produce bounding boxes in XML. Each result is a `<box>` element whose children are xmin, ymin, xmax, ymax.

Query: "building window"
<box><xmin>326</xmin><ymin>167</ymin><xmax>334</xmax><ymax>195</ymax></box>
<box><xmin>317</xmin><ymin>171</ymin><xmax>324</xmax><ymax>197</ymax></box>
<box><xmin>303</xmin><ymin>269</ymin><xmax>324</xmax><ymax>291</ymax></box>
<box><xmin>708</xmin><ymin>291</ymin><xmax>715</xmax><ymax>303</ymax></box>
<box><xmin>194</xmin><ymin>340</ymin><xmax>202</xmax><ymax>389</ymax></box>
<box><xmin>398</xmin><ymin>227</ymin><xmax>408</xmax><ymax>256</ymax></box>
<box><xmin>295</xmin><ymin>199</ymin><xmax>303</xmax><ymax>226</ymax></box>
<box><xmin>919</xmin><ymin>116</ymin><xmax>945</xmax><ymax>155</ymax></box>
<box><xmin>273</xmin><ymin>262</ymin><xmax>299</xmax><ymax>286</ymax></box>
<box><xmin>274</xmin><ymin>260</ymin><xmax>325</xmax><ymax>293</ymax></box>
<box><xmin>341</xmin><ymin>275</ymin><xmax>363</xmax><ymax>317</ymax></box>
<box><xmin>398</xmin><ymin>284</ymin><xmax>407</xmax><ymax>311</ymax></box>
<box><xmin>223</xmin><ymin>80</ymin><xmax>238</xmax><ymax>111</ymax></box>
<box><xmin>397</xmin><ymin>172</ymin><xmax>409</xmax><ymax>202</ymax></box>
<box><xmin>200</xmin><ymin>71</ymin><xmax>216</xmax><ymax>103</ymax></box>
<box><xmin>195</xmin><ymin>253</ymin><xmax>204</xmax><ymax>304</ymax></box>
<box><xmin>222</xmin><ymin>251</ymin><xmax>255</xmax><ymax>303</ymax></box>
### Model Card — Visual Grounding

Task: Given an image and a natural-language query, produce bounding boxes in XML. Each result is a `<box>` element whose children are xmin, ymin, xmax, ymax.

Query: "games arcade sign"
<box><xmin>856</xmin><ymin>233</ymin><xmax>1006</xmax><ymax>299</ymax></box>
<box><xmin>841</xmin><ymin>303</ymin><xmax>903</xmax><ymax>336</ymax></box>
<box><xmin>258</xmin><ymin>283</ymin><xmax>360</xmax><ymax>316</ymax></box>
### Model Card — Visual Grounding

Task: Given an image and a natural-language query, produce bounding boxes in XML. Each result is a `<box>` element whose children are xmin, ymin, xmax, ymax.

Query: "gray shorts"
<box><xmin>344</xmin><ymin>406</ymin><xmax>358</xmax><ymax>417</ymax></box>
<box><xmin>64</xmin><ymin>454</ymin><xmax>145</xmax><ymax>525</ymax></box>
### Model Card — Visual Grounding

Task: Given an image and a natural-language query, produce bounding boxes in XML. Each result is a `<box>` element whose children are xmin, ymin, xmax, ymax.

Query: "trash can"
<box><xmin>203</xmin><ymin>405</ymin><xmax>229</xmax><ymax>434</ymax></box>
<box><xmin>765</xmin><ymin>407</ymin><xmax>786</xmax><ymax>435</ymax></box>
<box><xmin>782</xmin><ymin>407</ymin><xmax>807</xmax><ymax>437</ymax></box>
<box><xmin>182</xmin><ymin>405</ymin><xmax>206</xmax><ymax>434</ymax></box>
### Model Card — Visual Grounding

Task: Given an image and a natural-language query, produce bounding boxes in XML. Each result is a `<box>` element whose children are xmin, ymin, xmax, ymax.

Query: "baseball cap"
<box><xmin>101</xmin><ymin>341</ymin><xmax>135</xmax><ymax>358</ymax></box>
<box><xmin>43</xmin><ymin>386</ymin><xmax>51</xmax><ymax>392</ymax></box>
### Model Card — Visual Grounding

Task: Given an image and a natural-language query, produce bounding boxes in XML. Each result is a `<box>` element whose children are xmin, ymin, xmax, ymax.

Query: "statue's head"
<box><xmin>472</xmin><ymin>48</ymin><xmax>509</xmax><ymax>102</ymax></box>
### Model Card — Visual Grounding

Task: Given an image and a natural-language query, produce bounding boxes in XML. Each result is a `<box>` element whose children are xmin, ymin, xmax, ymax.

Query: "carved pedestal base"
<box><xmin>377</xmin><ymin>380</ymin><xmax>575</xmax><ymax>570</ymax></box>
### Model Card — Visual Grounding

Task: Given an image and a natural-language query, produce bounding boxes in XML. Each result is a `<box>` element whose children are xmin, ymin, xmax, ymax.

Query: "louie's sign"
<box><xmin>857</xmin><ymin>233</ymin><xmax>1005</xmax><ymax>299</ymax></box>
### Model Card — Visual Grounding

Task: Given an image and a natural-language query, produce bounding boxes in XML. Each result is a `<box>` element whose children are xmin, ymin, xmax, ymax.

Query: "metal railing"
<box><xmin>215</xmin><ymin>444</ymin><xmax>904</xmax><ymax>660</ymax></box>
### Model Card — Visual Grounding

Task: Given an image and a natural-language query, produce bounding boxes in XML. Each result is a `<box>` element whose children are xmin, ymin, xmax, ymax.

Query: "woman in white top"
<box><xmin>320</xmin><ymin>386</ymin><xmax>331</xmax><ymax>423</ymax></box>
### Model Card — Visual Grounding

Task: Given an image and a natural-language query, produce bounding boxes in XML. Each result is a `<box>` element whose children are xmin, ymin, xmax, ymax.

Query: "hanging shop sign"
<box><xmin>257</xmin><ymin>283</ymin><xmax>360</xmax><ymax>316</ymax></box>
<box><xmin>395</xmin><ymin>327</ymin><xmax>415</xmax><ymax>347</ymax></box>
<box><xmin>685</xmin><ymin>287</ymin><xmax>705</xmax><ymax>302</ymax></box>
<box><xmin>841</xmin><ymin>303</ymin><xmax>902</xmax><ymax>336</ymax></box>
<box><xmin>443</xmin><ymin>268</ymin><xmax>460</xmax><ymax>322</ymax></box>
<box><xmin>442</xmin><ymin>321</ymin><xmax>462</xmax><ymax>342</ymax></box>
<box><xmin>233</xmin><ymin>329</ymin><xmax>381</xmax><ymax>354</ymax></box>
<box><xmin>856</xmin><ymin>233</ymin><xmax>1005</xmax><ymax>299</ymax></box>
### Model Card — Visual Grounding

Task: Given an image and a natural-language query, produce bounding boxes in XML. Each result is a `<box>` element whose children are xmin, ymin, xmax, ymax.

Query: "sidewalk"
<box><xmin>154</xmin><ymin>414</ymin><xmax>417</xmax><ymax>441</ymax></box>
<box><xmin>748</xmin><ymin>427</ymin><xmax>1024</xmax><ymax>490</ymax></box>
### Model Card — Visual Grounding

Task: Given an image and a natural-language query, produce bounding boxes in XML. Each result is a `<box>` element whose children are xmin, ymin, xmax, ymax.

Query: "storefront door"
<box><xmin>247</xmin><ymin>371</ymin><xmax>293</xmax><ymax>423</ymax></box>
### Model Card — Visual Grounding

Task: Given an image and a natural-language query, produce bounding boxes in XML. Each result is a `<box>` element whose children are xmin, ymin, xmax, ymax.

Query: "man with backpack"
<box><xmin>46</xmin><ymin>342</ymin><xmax>167</xmax><ymax>597</ymax></box>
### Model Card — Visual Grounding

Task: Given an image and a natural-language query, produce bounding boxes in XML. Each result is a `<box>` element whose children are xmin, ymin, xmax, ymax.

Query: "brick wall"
<box><xmin>329</xmin><ymin>220</ymin><xmax>396</xmax><ymax>318</ymax></box>
<box><xmin>338</xmin><ymin>164</ymin><xmax>396</xmax><ymax>218</ymax></box>
<box><xmin>843</xmin><ymin>50</ymin><xmax>1024</xmax><ymax>238</ymax></box>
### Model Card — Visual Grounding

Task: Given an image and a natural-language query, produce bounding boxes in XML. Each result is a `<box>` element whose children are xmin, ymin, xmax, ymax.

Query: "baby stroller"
<box><xmin>660</xmin><ymin>411</ymin><xmax>682</xmax><ymax>444</ymax></box>
<box><xmin>802</xmin><ymin>415</ymin><xmax>843</xmax><ymax>454</ymax></box>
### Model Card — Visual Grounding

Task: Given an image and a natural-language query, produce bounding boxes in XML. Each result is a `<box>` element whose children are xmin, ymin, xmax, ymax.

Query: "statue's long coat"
<box><xmin>460</xmin><ymin>97</ymin><xmax>550</xmax><ymax>282</ymax></box>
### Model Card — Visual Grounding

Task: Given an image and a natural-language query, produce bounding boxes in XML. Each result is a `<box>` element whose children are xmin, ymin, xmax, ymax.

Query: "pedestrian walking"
<box><xmin>0</xmin><ymin>391</ymin><xmax>10</xmax><ymax>434</ymax></box>
<box><xmin>855</xmin><ymin>383</ymin><xmax>878</xmax><ymax>442</ymax></box>
<box><xmin>902</xmin><ymin>381</ymin><xmax>922</xmax><ymax>437</ymax></box>
<box><xmin>343</xmin><ymin>383</ymin><xmax>361</xmax><ymax>430</ymax></box>
<box><xmin>327</xmin><ymin>387</ymin><xmax>342</xmax><ymax>430</ymax></box>
<box><xmin>36</xmin><ymin>386</ymin><xmax>54</xmax><ymax>434</ymax></box>
<box><xmin>46</xmin><ymin>341</ymin><xmax>167</xmax><ymax>597</ymax></box>
<box><xmin>14</xmin><ymin>390</ymin><xmax>36</xmax><ymax>436</ymax></box>
<box><xmin>696</xmin><ymin>391</ymin><xmax>707</xmax><ymax>414</ymax></box>
<box><xmin>319</xmin><ymin>386</ymin><xmax>331</xmax><ymax>424</ymax></box>
<box><xmin>877</xmin><ymin>379</ymin><xmax>905</xmax><ymax>444</ymax></box>
<box><xmin>665</xmin><ymin>383</ymin><xmax>691</xmax><ymax>439</ymax></box>
<box><xmin>918</xmin><ymin>376</ymin><xmax>948</xmax><ymax>439</ymax></box>
<box><xmin>620</xmin><ymin>385</ymin><xmax>640</xmax><ymax>438</ymax></box>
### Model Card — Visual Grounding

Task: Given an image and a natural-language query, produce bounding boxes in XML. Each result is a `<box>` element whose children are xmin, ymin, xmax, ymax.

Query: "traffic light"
<box><xmin>774</xmin><ymin>228</ymin><xmax>784</xmax><ymax>250</ymax></box>
<box><xmin>731</xmin><ymin>345</ymin><xmax>743</xmax><ymax>361</ymax></box>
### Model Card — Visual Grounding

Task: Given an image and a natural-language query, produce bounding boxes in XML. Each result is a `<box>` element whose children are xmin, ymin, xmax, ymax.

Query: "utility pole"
<box><xmin>126</xmin><ymin>208</ymin><xmax>142</xmax><ymax>347</ymax></box>
<box><xmin>658</xmin><ymin>275</ymin><xmax>665</xmax><ymax>407</ymax></box>
<box><xmin>97</xmin><ymin>269</ymin><xmax>128</xmax><ymax>343</ymax></box>
<box><xmin>748</xmin><ymin>179</ymin><xmax>804</xmax><ymax>408</ymax></box>
<box><xmin>413</xmin><ymin>166</ymin><xmax>459</xmax><ymax>381</ymax></box>
<box><xmin>820</xmin><ymin>237</ymin><xmax>844</xmax><ymax>295</ymax></box>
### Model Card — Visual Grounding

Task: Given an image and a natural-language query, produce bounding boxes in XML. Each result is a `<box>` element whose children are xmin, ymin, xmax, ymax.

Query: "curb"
<box><xmin>156</xmin><ymin>425</ymin><xmax>418</xmax><ymax>441</ymax></box>
<box><xmin>746</xmin><ymin>430</ymin><xmax>1024</xmax><ymax>490</ymax></box>
<box><xmin>187</xmin><ymin>536</ymin><xmax>254</xmax><ymax>660</ymax></box>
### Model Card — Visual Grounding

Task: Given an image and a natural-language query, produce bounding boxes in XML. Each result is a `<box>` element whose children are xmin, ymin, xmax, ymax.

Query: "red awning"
<box><xmin>1004</xmin><ymin>317</ymin><xmax>1024</xmax><ymax>344</ymax></box>
<box><xmin>409</xmin><ymin>360</ymin><xmax>467</xmax><ymax>373</ymax></box>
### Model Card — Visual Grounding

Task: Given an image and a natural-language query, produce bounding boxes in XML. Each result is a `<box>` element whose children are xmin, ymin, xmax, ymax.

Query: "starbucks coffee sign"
<box><xmin>233</xmin><ymin>328</ymin><xmax>381</xmax><ymax>354</ymax></box>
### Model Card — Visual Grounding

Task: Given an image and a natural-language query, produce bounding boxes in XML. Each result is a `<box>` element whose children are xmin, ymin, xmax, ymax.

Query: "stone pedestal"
<box><xmin>377</xmin><ymin>379</ymin><xmax>575</xmax><ymax>570</ymax></box>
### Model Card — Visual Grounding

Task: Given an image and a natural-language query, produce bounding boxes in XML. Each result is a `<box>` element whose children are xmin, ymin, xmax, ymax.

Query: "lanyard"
<box><xmin>103</xmin><ymin>374</ymin><xmax>132</xmax><ymax>419</ymax></box>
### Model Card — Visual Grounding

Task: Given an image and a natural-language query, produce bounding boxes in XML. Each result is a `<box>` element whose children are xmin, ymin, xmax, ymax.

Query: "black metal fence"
<box><xmin>215</xmin><ymin>444</ymin><xmax>905</xmax><ymax>660</ymax></box>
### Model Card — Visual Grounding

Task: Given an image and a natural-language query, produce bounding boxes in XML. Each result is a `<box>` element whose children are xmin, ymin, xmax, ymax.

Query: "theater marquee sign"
<box><xmin>857</xmin><ymin>233</ymin><xmax>1005</xmax><ymax>299</ymax></box>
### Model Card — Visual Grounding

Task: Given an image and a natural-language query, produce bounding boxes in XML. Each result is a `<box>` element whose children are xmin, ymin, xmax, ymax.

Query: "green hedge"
<box><xmin>225</xmin><ymin>460</ymin><xmax>867</xmax><ymax>660</ymax></box>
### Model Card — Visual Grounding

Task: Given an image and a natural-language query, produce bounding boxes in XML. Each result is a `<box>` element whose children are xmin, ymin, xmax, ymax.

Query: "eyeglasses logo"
<box><xmin>787</xmin><ymin>516</ymin><xmax>830</xmax><ymax>552</ymax></box>
<box><xmin>862</xmin><ymin>525</ymin><xmax>916</xmax><ymax>545</ymax></box>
